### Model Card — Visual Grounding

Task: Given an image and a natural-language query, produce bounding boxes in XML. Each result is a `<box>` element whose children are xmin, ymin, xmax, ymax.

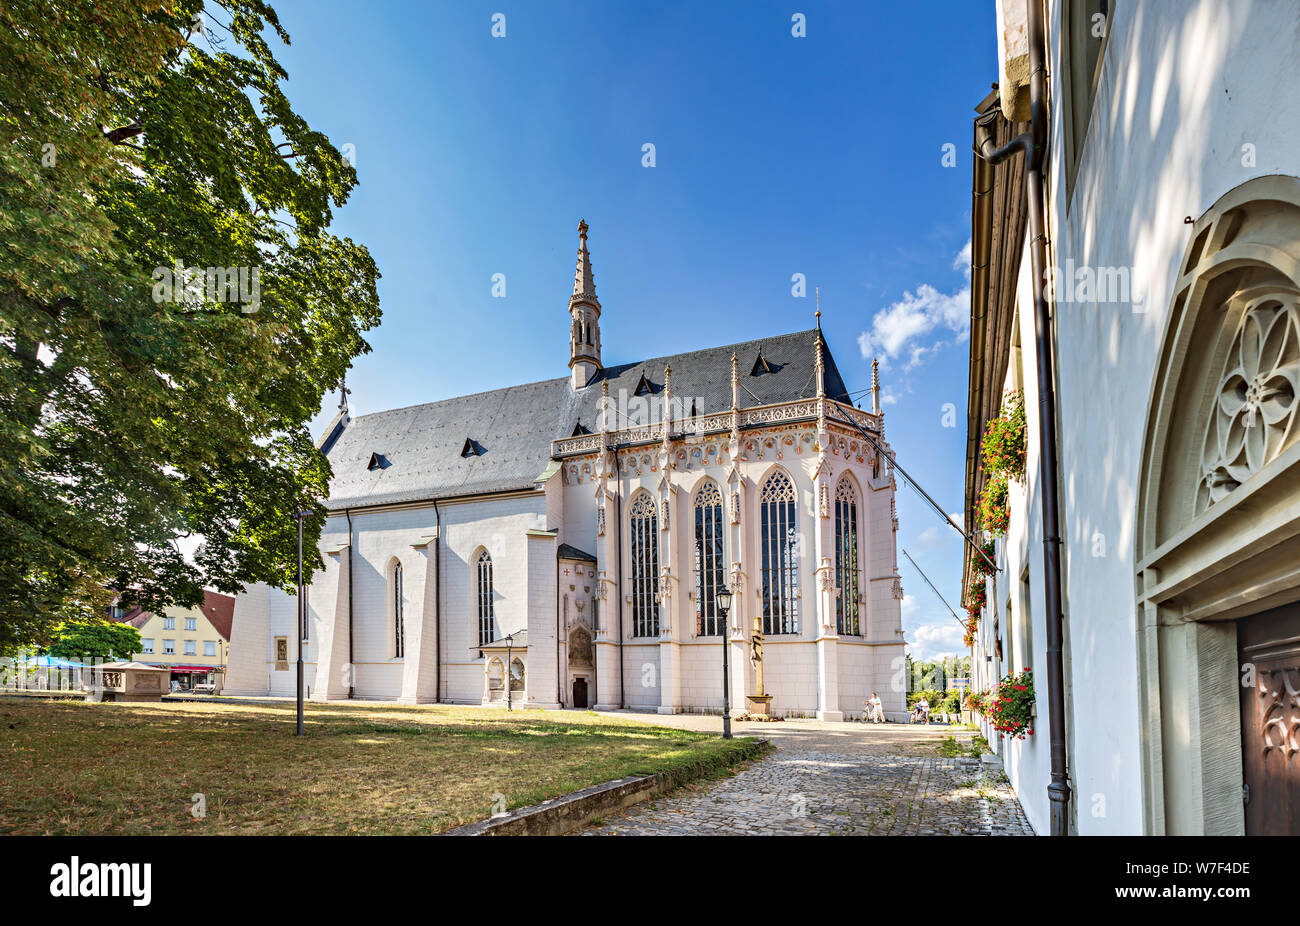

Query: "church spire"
<box><xmin>574</xmin><ymin>219</ymin><xmax>596</xmax><ymax>298</ymax></box>
<box><xmin>569</xmin><ymin>219</ymin><xmax>602</xmax><ymax>388</ymax></box>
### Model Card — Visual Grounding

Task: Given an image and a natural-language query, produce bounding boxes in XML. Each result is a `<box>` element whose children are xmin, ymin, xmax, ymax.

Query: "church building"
<box><xmin>225</xmin><ymin>223</ymin><xmax>907</xmax><ymax>720</ymax></box>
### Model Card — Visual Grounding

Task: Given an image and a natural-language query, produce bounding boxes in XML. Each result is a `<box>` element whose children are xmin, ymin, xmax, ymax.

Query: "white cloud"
<box><xmin>911</xmin><ymin>512</ymin><xmax>963</xmax><ymax>552</ymax></box>
<box><xmin>908</xmin><ymin>622</ymin><xmax>965</xmax><ymax>662</ymax></box>
<box><xmin>858</xmin><ymin>241</ymin><xmax>971</xmax><ymax>370</ymax></box>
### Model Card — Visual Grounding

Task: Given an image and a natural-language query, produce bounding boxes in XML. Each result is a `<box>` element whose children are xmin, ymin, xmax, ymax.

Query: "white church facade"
<box><xmin>225</xmin><ymin>222</ymin><xmax>907</xmax><ymax>720</ymax></box>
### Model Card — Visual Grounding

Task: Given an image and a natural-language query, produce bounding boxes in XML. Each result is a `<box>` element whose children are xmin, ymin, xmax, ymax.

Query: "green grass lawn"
<box><xmin>0</xmin><ymin>698</ymin><xmax>761</xmax><ymax>835</ymax></box>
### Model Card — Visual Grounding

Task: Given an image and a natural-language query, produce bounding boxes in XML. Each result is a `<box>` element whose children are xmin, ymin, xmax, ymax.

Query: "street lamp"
<box><xmin>715</xmin><ymin>587</ymin><xmax>733</xmax><ymax>739</ymax></box>
<box><xmin>291</xmin><ymin>509</ymin><xmax>313</xmax><ymax>737</ymax></box>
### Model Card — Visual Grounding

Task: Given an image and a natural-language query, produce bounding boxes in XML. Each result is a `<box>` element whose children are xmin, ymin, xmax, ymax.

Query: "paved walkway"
<box><xmin>581</xmin><ymin>712</ymin><xmax>1033</xmax><ymax>836</ymax></box>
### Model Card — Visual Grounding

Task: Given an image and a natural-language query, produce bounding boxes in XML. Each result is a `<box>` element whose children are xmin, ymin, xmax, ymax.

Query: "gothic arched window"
<box><xmin>835</xmin><ymin>476</ymin><xmax>861</xmax><ymax>635</ymax></box>
<box><xmin>693</xmin><ymin>480</ymin><xmax>726</xmax><ymax>635</ymax></box>
<box><xmin>629</xmin><ymin>491</ymin><xmax>660</xmax><ymax>638</ymax></box>
<box><xmin>476</xmin><ymin>549</ymin><xmax>496</xmax><ymax>647</ymax></box>
<box><xmin>391</xmin><ymin>560</ymin><xmax>405</xmax><ymax>658</ymax></box>
<box><xmin>760</xmin><ymin>469</ymin><xmax>800</xmax><ymax>634</ymax></box>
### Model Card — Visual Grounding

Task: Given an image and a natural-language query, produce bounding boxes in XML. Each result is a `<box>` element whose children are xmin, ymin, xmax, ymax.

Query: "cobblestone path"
<box><xmin>581</xmin><ymin>750</ymin><xmax>1033</xmax><ymax>836</ymax></box>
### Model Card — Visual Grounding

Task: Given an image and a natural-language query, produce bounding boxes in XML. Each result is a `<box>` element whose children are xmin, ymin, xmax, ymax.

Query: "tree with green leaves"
<box><xmin>44</xmin><ymin>618</ymin><xmax>142</xmax><ymax>662</ymax></box>
<box><xmin>0</xmin><ymin>0</ymin><xmax>380</xmax><ymax>653</ymax></box>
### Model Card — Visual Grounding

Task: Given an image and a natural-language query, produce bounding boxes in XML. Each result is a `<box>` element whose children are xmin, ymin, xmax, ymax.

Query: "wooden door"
<box><xmin>573</xmin><ymin>677</ymin><xmax>588</xmax><ymax>709</ymax></box>
<box><xmin>1239</xmin><ymin>603</ymin><xmax>1300</xmax><ymax>835</ymax></box>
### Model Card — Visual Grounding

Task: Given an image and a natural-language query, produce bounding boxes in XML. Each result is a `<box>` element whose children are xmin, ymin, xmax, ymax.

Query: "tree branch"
<box><xmin>103</xmin><ymin>124</ymin><xmax>143</xmax><ymax>145</ymax></box>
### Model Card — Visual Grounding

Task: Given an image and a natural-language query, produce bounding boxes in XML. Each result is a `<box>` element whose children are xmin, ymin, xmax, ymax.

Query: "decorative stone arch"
<box><xmin>1135</xmin><ymin>175</ymin><xmax>1300</xmax><ymax>835</ymax></box>
<box><xmin>756</xmin><ymin>465</ymin><xmax>801</xmax><ymax>635</ymax></box>
<box><xmin>385</xmin><ymin>556</ymin><xmax>405</xmax><ymax>660</ymax></box>
<box><xmin>568</xmin><ymin>623</ymin><xmax>593</xmax><ymax>667</ymax></box>
<box><xmin>470</xmin><ymin>545</ymin><xmax>496</xmax><ymax>652</ymax></box>
<box><xmin>690</xmin><ymin>475</ymin><xmax>724</xmax><ymax>508</ymax></box>
<box><xmin>691</xmin><ymin>477</ymin><xmax>727</xmax><ymax>635</ymax></box>
<box><xmin>627</xmin><ymin>489</ymin><xmax>660</xmax><ymax>638</ymax></box>
<box><xmin>833</xmin><ymin>471</ymin><xmax>864</xmax><ymax>636</ymax></box>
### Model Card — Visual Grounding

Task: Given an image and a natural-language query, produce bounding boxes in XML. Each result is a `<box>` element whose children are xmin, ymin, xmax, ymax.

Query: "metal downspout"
<box><xmin>614</xmin><ymin>448</ymin><xmax>625</xmax><ymax>710</ymax></box>
<box><xmin>345</xmin><ymin>508</ymin><xmax>354</xmax><ymax>700</ymax></box>
<box><xmin>434</xmin><ymin>498</ymin><xmax>441</xmax><ymax>703</ymax></box>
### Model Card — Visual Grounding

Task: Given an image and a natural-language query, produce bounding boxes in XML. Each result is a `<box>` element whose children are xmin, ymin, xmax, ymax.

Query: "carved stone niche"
<box><xmin>568</xmin><ymin>624</ymin><xmax>593</xmax><ymax>667</ymax></box>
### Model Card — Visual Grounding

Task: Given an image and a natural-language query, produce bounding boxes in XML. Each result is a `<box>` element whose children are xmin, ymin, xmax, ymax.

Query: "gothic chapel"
<box><xmin>225</xmin><ymin>223</ymin><xmax>907</xmax><ymax>720</ymax></box>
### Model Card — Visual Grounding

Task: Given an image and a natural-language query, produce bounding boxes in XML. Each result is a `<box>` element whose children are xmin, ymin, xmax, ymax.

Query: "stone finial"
<box><xmin>573</xmin><ymin>219</ymin><xmax>596</xmax><ymax>298</ymax></box>
<box><xmin>871</xmin><ymin>356</ymin><xmax>882</xmax><ymax>414</ymax></box>
<box><xmin>662</xmin><ymin>364</ymin><xmax>673</xmax><ymax>448</ymax></box>
<box><xmin>814</xmin><ymin>325</ymin><xmax>825</xmax><ymax>399</ymax></box>
<box><xmin>730</xmin><ymin>352</ymin><xmax>739</xmax><ymax>410</ymax></box>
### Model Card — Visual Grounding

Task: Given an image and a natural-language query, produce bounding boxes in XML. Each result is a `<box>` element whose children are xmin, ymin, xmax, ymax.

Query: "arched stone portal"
<box><xmin>1136</xmin><ymin>175</ymin><xmax>1300</xmax><ymax>835</ymax></box>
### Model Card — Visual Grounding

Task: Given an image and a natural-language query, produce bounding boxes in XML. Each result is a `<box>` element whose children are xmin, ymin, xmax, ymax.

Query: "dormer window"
<box><xmin>634</xmin><ymin>373</ymin><xmax>653</xmax><ymax>396</ymax></box>
<box><xmin>750</xmin><ymin>351</ymin><xmax>774</xmax><ymax>376</ymax></box>
<box><xmin>461</xmin><ymin>438</ymin><xmax>483</xmax><ymax>458</ymax></box>
<box><xmin>367</xmin><ymin>452</ymin><xmax>389</xmax><ymax>471</ymax></box>
<box><xmin>571</xmin><ymin>422</ymin><xmax>591</xmax><ymax>436</ymax></box>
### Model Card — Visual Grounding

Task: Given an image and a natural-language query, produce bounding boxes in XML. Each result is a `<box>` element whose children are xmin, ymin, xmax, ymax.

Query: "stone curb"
<box><xmin>444</xmin><ymin>739</ymin><xmax>767</xmax><ymax>836</ymax></box>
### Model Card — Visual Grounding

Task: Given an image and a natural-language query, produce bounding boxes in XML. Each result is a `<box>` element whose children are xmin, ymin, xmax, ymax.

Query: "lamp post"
<box><xmin>715</xmin><ymin>588</ymin><xmax>733</xmax><ymax>739</ymax></box>
<box><xmin>291</xmin><ymin>509</ymin><xmax>313</xmax><ymax>737</ymax></box>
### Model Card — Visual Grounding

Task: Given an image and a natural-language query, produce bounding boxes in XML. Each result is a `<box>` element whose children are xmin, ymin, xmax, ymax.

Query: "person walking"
<box><xmin>866</xmin><ymin>692</ymin><xmax>884</xmax><ymax>724</ymax></box>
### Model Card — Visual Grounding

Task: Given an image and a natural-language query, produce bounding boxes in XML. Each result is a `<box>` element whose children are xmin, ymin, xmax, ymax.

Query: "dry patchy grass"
<box><xmin>0</xmin><ymin>698</ymin><xmax>759</xmax><ymax>835</ymax></box>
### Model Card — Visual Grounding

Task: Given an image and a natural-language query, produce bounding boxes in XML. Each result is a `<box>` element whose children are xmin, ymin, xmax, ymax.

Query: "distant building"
<box><xmin>115</xmin><ymin>590</ymin><xmax>234</xmax><ymax>690</ymax></box>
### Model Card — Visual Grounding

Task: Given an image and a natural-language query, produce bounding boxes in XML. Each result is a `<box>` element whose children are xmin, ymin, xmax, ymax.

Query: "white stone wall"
<box><xmin>437</xmin><ymin>493</ymin><xmax>550</xmax><ymax>702</ymax></box>
<box><xmin>227</xmin><ymin>417</ymin><xmax>905</xmax><ymax>718</ymax></box>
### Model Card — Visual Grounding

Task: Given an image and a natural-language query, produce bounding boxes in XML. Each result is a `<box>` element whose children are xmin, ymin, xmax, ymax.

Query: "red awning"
<box><xmin>167</xmin><ymin>665</ymin><xmax>218</xmax><ymax>673</ymax></box>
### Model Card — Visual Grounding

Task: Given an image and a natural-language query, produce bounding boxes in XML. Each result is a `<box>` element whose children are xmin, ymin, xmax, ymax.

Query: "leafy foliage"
<box><xmin>987</xmin><ymin>668</ymin><xmax>1035</xmax><ymax>740</ymax></box>
<box><xmin>0</xmin><ymin>1</ymin><xmax>380</xmax><ymax>649</ymax></box>
<box><xmin>981</xmin><ymin>390</ymin><xmax>1027</xmax><ymax>480</ymax></box>
<box><xmin>974</xmin><ymin>539</ymin><xmax>997</xmax><ymax>577</ymax></box>
<box><xmin>978</xmin><ymin>473</ymin><xmax>1010</xmax><ymax>536</ymax></box>
<box><xmin>43</xmin><ymin>618</ymin><xmax>142</xmax><ymax>661</ymax></box>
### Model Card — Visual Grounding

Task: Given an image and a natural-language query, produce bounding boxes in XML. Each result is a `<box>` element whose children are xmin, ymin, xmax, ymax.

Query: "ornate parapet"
<box><xmin>552</xmin><ymin>397</ymin><xmax>881</xmax><ymax>459</ymax></box>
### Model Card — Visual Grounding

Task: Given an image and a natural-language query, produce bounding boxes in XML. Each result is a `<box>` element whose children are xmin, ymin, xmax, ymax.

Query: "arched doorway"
<box><xmin>1136</xmin><ymin>175</ymin><xmax>1300</xmax><ymax>835</ymax></box>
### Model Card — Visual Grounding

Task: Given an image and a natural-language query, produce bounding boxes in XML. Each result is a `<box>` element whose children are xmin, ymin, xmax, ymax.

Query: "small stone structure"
<box><xmin>87</xmin><ymin>662</ymin><xmax>170</xmax><ymax>702</ymax></box>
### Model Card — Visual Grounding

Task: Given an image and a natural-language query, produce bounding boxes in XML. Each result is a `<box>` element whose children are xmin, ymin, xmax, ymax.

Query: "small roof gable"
<box><xmin>557</xmin><ymin>543</ymin><xmax>597</xmax><ymax>563</ymax></box>
<box><xmin>479</xmin><ymin>630</ymin><xmax>528</xmax><ymax>650</ymax></box>
<box><xmin>750</xmin><ymin>350</ymin><xmax>776</xmax><ymax>376</ymax></box>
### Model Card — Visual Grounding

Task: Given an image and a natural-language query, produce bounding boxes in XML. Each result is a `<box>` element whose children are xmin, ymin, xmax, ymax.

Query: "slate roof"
<box><xmin>325</xmin><ymin>328</ymin><xmax>852</xmax><ymax>510</ymax></box>
<box><xmin>557</xmin><ymin>543</ymin><xmax>598</xmax><ymax>563</ymax></box>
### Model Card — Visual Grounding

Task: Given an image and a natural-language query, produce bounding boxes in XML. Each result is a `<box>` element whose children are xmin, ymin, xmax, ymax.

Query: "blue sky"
<box><xmin>268</xmin><ymin>0</ymin><xmax>992</xmax><ymax>661</ymax></box>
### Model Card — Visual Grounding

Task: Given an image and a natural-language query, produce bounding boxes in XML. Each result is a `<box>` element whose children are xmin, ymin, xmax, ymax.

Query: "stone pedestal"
<box><xmin>88</xmin><ymin>662</ymin><xmax>170</xmax><ymax>702</ymax></box>
<box><xmin>746</xmin><ymin>693</ymin><xmax>773</xmax><ymax>716</ymax></box>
